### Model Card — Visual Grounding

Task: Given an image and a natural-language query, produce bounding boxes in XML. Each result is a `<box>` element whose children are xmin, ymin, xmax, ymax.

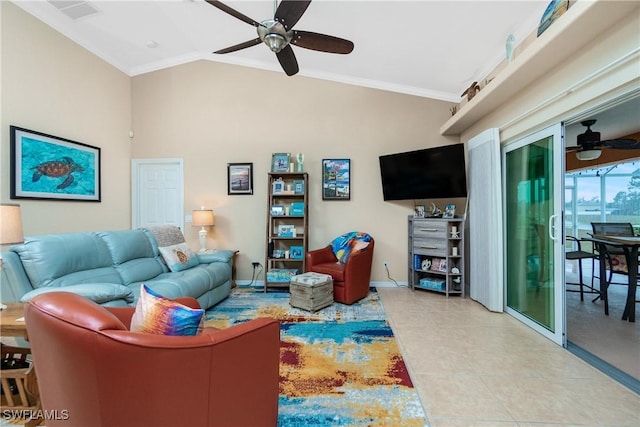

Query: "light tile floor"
<box><xmin>377</xmin><ymin>286</ymin><xmax>640</xmax><ymax>427</ymax></box>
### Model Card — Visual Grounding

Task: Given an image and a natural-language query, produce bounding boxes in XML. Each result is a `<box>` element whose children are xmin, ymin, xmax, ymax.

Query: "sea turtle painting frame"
<box><xmin>10</xmin><ymin>126</ymin><xmax>101</xmax><ymax>202</ymax></box>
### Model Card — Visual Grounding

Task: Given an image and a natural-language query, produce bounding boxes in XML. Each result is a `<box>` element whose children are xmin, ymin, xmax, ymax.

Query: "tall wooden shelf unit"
<box><xmin>408</xmin><ymin>216</ymin><xmax>465</xmax><ymax>297</ymax></box>
<box><xmin>264</xmin><ymin>172</ymin><xmax>309</xmax><ymax>291</ymax></box>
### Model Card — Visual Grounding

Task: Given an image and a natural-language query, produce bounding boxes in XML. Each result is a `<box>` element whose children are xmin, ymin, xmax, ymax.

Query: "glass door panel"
<box><xmin>504</xmin><ymin>124</ymin><xmax>564</xmax><ymax>345</ymax></box>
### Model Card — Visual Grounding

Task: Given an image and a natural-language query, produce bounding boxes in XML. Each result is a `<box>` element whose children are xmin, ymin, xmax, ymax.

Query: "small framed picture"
<box><xmin>227</xmin><ymin>162</ymin><xmax>253</xmax><ymax>195</ymax></box>
<box><xmin>293</xmin><ymin>180</ymin><xmax>305</xmax><ymax>195</ymax></box>
<box><xmin>270</xmin><ymin>205</ymin><xmax>285</xmax><ymax>216</ymax></box>
<box><xmin>272</xmin><ymin>178</ymin><xmax>284</xmax><ymax>194</ymax></box>
<box><xmin>322</xmin><ymin>159</ymin><xmax>350</xmax><ymax>200</ymax></box>
<box><xmin>277</xmin><ymin>224</ymin><xmax>295</xmax><ymax>238</ymax></box>
<box><xmin>414</xmin><ymin>205</ymin><xmax>425</xmax><ymax>217</ymax></box>
<box><xmin>272</xmin><ymin>153</ymin><xmax>290</xmax><ymax>172</ymax></box>
<box><xmin>443</xmin><ymin>204</ymin><xmax>456</xmax><ymax>218</ymax></box>
<box><xmin>290</xmin><ymin>246</ymin><xmax>304</xmax><ymax>259</ymax></box>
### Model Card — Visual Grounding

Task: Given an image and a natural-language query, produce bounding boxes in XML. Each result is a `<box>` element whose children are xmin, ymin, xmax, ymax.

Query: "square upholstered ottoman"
<box><xmin>289</xmin><ymin>272</ymin><xmax>334</xmax><ymax>312</ymax></box>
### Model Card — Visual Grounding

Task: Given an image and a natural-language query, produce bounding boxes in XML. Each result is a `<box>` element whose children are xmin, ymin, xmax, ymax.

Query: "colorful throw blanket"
<box><xmin>330</xmin><ymin>232</ymin><xmax>372</xmax><ymax>263</ymax></box>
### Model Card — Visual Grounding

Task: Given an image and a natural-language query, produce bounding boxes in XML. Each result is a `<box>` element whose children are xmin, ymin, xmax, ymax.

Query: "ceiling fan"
<box><xmin>206</xmin><ymin>0</ymin><xmax>354</xmax><ymax>76</ymax></box>
<box><xmin>566</xmin><ymin>119</ymin><xmax>640</xmax><ymax>161</ymax></box>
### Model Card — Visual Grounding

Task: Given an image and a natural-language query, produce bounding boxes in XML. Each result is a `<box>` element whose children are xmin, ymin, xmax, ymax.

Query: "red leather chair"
<box><xmin>24</xmin><ymin>292</ymin><xmax>280</xmax><ymax>427</ymax></box>
<box><xmin>306</xmin><ymin>236</ymin><xmax>375</xmax><ymax>304</ymax></box>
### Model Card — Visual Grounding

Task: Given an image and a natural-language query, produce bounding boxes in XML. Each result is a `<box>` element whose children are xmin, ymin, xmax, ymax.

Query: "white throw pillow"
<box><xmin>158</xmin><ymin>243</ymin><xmax>199</xmax><ymax>272</ymax></box>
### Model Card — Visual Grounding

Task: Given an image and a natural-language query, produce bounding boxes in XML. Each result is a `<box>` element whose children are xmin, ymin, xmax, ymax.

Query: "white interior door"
<box><xmin>132</xmin><ymin>159</ymin><xmax>184</xmax><ymax>231</ymax></box>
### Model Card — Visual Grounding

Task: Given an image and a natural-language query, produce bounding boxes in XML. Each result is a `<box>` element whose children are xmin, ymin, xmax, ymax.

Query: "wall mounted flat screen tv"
<box><xmin>379</xmin><ymin>144</ymin><xmax>467</xmax><ymax>201</ymax></box>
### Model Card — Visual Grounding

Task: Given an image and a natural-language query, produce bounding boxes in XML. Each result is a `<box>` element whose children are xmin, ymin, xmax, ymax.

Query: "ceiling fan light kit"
<box><xmin>575</xmin><ymin>149</ymin><xmax>602</xmax><ymax>161</ymax></box>
<box><xmin>207</xmin><ymin>0</ymin><xmax>354</xmax><ymax>76</ymax></box>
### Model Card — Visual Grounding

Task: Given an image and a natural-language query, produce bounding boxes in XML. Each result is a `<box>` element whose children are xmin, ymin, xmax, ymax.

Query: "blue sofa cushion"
<box><xmin>97</xmin><ymin>230</ymin><xmax>164</xmax><ymax>285</ymax></box>
<box><xmin>11</xmin><ymin>233</ymin><xmax>121</xmax><ymax>288</ymax></box>
<box><xmin>20</xmin><ymin>283</ymin><xmax>135</xmax><ymax>304</ymax></box>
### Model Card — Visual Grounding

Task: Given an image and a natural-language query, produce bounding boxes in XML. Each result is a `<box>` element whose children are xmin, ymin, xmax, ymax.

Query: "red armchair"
<box><xmin>306</xmin><ymin>236</ymin><xmax>375</xmax><ymax>304</ymax></box>
<box><xmin>24</xmin><ymin>292</ymin><xmax>280</xmax><ymax>427</ymax></box>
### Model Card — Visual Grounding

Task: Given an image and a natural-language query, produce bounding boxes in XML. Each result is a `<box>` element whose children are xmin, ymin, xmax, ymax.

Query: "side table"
<box><xmin>0</xmin><ymin>303</ymin><xmax>42</xmax><ymax>426</ymax></box>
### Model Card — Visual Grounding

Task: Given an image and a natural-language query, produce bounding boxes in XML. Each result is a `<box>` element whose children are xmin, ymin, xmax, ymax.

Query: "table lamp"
<box><xmin>0</xmin><ymin>204</ymin><xmax>24</xmax><ymax>270</ymax></box>
<box><xmin>192</xmin><ymin>207</ymin><xmax>214</xmax><ymax>252</ymax></box>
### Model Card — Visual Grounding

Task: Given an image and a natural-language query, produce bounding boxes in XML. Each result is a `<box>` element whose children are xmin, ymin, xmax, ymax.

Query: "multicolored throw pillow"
<box><xmin>158</xmin><ymin>242</ymin><xmax>199</xmax><ymax>272</ymax></box>
<box><xmin>130</xmin><ymin>284</ymin><xmax>204</xmax><ymax>336</ymax></box>
<box><xmin>330</xmin><ymin>232</ymin><xmax>372</xmax><ymax>263</ymax></box>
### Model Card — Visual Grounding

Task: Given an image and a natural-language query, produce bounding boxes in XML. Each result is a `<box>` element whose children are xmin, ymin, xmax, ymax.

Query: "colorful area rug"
<box><xmin>205</xmin><ymin>287</ymin><xmax>428</xmax><ymax>426</ymax></box>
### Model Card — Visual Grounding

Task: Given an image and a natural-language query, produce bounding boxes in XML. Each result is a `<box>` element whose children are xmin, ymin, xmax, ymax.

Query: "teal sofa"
<box><xmin>0</xmin><ymin>226</ymin><xmax>234</xmax><ymax>309</ymax></box>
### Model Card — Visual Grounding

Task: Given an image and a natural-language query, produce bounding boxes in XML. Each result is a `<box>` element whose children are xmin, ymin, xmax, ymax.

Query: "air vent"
<box><xmin>48</xmin><ymin>0</ymin><xmax>99</xmax><ymax>20</ymax></box>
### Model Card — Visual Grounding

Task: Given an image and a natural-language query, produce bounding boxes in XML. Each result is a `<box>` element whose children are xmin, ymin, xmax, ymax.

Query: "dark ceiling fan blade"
<box><xmin>275</xmin><ymin>0</ymin><xmax>311</xmax><ymax>31</ymax></box>
<box><xmin>601</xmin><ymin>138</ymin><xmax>640</xmax><ymax>149</ymax></box>
<box><xmin>291</xmin><ymin>30</ymin><xmax>354</xmax><ymax>54</ymax></box>
<box><xmin>205</xmin><ymin>0</ymin><xmax>261</xmax><ymax>27</ymax></box>
<box><xmin>214</xmin><ymin>38</ymin><xmax>262</xmax><ymax>54</ymax></box>
<box><xmin>276</xmin><ymin>45</ymin><xmax>299</xmax><ymax>76</ymax></box>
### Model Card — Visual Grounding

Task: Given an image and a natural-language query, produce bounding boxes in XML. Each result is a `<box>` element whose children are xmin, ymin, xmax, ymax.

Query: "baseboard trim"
<box><xmin>567</xmin><ymin>340</ymin><xmax>640</xmax><ymax>395</ymax></box>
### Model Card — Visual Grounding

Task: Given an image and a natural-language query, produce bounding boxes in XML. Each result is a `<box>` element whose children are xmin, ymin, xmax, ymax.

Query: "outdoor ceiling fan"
<box><xmin>206</xmin><ymin>0</ymin><xmax>354</xmax><ymax>76</ymax></box>
<box><xmin>566</xmin><ymin>119</ymin><xmax>640</xmax><ymax>161</ymax></box>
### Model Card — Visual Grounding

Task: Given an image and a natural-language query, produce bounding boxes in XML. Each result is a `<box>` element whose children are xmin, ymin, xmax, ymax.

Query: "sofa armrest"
<box><xmin>306</xmin><ymin>246</ymin><xmax>336</xmax><ymax>267</ymax></box>
<box><xmin>196</xmin><ymin>249</ymin><xmax>234</xmax><ymax>264</ymax></box>
<box><xmin>20</xmin><ymin>283</ymin><xmax>135</xmax><ymax>305</ymax></box>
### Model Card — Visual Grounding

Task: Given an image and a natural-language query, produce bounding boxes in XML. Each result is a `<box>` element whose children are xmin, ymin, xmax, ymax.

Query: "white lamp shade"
<box><xmin>192</xmin><ymin>209</ymin><xmax>214</xmax><ymax>227</ymax></box>
<box><xmin>0</xmin><ymin>204</ymin><xmax>24</xmax><ymax>245</ymax></box>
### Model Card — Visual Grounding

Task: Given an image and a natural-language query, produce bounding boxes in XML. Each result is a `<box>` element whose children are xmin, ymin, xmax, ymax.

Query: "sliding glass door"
<box><xmin>503</xmin><ymin>124</ymin><xmax>565</xmax><ymax>345</ymax></box>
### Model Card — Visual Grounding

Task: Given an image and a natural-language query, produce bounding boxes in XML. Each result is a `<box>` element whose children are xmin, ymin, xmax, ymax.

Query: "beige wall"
<box><xmin>131</xmin><ymin>61</ymin><xmax>461</xmax><ymax>282</ymax></box>
<box><xmin>1</xmin><ymin>2</ymin><xmax>132</xmax><ymax>235</ymax></box>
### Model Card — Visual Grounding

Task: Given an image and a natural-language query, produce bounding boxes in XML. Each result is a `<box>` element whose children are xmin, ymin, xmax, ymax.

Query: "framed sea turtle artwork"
<box><xmin>10</xmin><ymin>126</ymin><xmax>101</xmax><ymax>202</ymax></box>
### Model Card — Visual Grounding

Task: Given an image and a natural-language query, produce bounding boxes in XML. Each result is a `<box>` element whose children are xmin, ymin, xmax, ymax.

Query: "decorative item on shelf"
<box><xmin>277</xmin><ymin>224</ymin><xmax>295</xmax><ymax>238</ymax></box>
<box><xmin>272</xmin><ymin>249</ymin><xmax>285</xmax><ymax>259</ymax></box>
<box><xmin>0</xmin><ymin>204</ymin><xmax>24</xmax><ymax>270</ymax></box>
<box><xmin>452</xmin><ymin>247</ymin><xmax>459</xmax><ymax>256</ymax></box>
<box><xmin>505</xmin><ymin>34</ymin><xmax>515</xmax><ymax>63</ymax></box>
<box><xmin>442</xmin><ymin>204</ymin><xmax>456</xmax><ymax>219</ymax></box>
<box><xmin>284</xmin><ymin>250</ymin><xmax>290</xmax><ymax>259</ymax></box>
<box><xmin>450</xmin><ymin>225</ymin><xmax>461</xmax><ymax>239</ymax></box>
<box><xmin>272</xmin><ymin>178</ymin><xmax>284</xmax><ymax>194</ymax></box>
<box><xmin>322</xmin><ymin>159</ymin><xmax>351</xmax><ymax>200</ymax></box>
<box><xmin>266</xmin><ymin>268</ymin><xmax>299</xmax><ymax>283</ymax></box>
<box><xmin>293</xmin><ymin>180</ymin><xmax>305</xmax><ymax>195</ymax></box>
<box><xmin>421</xmin><ymin>258</ymin><xmax>432</xmax><ymax>271</ymax></box>
<box><xmin>290</xmin><ymin>246</ymin><xmax>304</xmax><ymax>259</ymax></box>
<box><xmin>296</xmin><ymin>153</ymin><xmax>304</xmax><ymax>172</ymax></box>
<box><xmin>271</xmin><ymin>153</ymin><xmax>290</xmax><ymax>172</ymax></box>
<box><xmin>290</xmin><ymin>202</ymin><xmax>304</xmax><ymax>216</ymax></box>
<box><xmin>461</xmin><ymin>81</ymin><xmax>480</xmax><ymax>102</ymax></box>
<box><xmin>192</xmin><ymin>207</ymin><xmax>214</xmax><ymax>252</ymax></box>
<box><xmin>414</xmin><ymin>205</ymin><xmax>425</xmax><ymax>218</ymax></box>
<box><xmin>451</xmin><ymin>267</ymin><xmax>461</xmax><ymax>274</ymax></box>
<box><xmin>430</xmin><ymin>258</ymin><xmax>447</xmax><ymax>272</ymax></box>
<box><xmin>270</xmin><ymin>205</ymin><xmax>285</xmax><ymax>216</ymax></box>
<box><xmin>428</xmin><ymin>203</ymin><xmax>442</xmax><ymax>217</ymax></box>
<box><xmin>289</xmin><ymin>162</ymin><xmax>295</xmax><ymax>172</ymax></box>
<box><xmin>537</xmin><ymin>0</ymin><xmax>571</xmax><ymax>37</ymax></box>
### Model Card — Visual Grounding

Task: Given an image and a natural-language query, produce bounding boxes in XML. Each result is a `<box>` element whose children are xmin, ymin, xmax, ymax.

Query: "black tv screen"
<box><xmin>379</xmin><ymin>144</ymin><xmax>467</xmax><ymax>201</ymax></box>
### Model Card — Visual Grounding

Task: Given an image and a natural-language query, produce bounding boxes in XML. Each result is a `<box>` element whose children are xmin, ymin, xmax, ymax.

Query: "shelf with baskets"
<box><xmin>265</xmin><ymin>172</ymin><xmax>308</xmax><ymax>291</ymax></box>
<box><xmin>408</xmin><ymin>216</ymin><xmax>465</xmax><ymax>297</ymax></box>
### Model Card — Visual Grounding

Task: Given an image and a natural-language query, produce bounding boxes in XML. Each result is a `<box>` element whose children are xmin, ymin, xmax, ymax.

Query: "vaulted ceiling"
<box><xmin>13</xmin><ymin>0</ymin><xmax>551</xmax><ymax>102</ymax></box>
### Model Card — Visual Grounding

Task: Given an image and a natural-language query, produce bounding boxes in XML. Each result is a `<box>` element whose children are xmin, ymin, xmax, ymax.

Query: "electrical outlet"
<box><xmin>383</xmin><ymin>261</ymin><xmax>389</xmax><ymax>269</ymax></box>
<box><xmin>252</xmin><ymin>262</ymin><xmax>260</xmax><ymax>268</ymax></box>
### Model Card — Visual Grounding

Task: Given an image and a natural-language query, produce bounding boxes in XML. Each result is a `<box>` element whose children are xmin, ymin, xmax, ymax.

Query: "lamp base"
<box><xmin>198</xmin><ymin>227</ymin><xmax>208</xmax><ymax>252</ymax></box>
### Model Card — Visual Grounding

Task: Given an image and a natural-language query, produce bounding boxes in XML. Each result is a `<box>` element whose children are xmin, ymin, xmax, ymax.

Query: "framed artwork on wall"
<box><xmin>322</xmin><ymin>158</ymin><xmax>350</xmax><ymax>200</ymax></box>
<box><xmin>10</xmin><ymin>126</ymin><xmax>101</xmax><ymax>202</ymax></box>
<box><xmin>227</xmin><ymin>162</ymin><xmax>253</xmax><ymax>195</ymax></box>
